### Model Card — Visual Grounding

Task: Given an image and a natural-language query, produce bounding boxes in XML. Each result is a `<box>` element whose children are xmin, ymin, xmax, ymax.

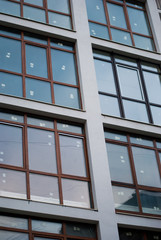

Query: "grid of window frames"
<box><xmin>86</xmin><ymin>0</ymin><xmax>155</xmax><ymax>51</ymax></box>
<box><xmin>0</xmin><ymin>26</ymin><xmax>81</xmax><ymax>109</ymax></box>
<box><xmin>94</xmin><ymin>50</ymin><xmax>161</xmax><ymax>125</ymax></box>
<box><xmin>0</xmin><ymin>110</ymin><xmax>93</xmax><ymax>209</ymax></box>
<box><xmin>0</xmin><ymin>215</ymin><xmax>97</xmax><ymax>239</ymax></box>
<box><xmin>0</xmin><ymin>0</ymin><xmax>72</xmax><ymax>30</ymax></box>
<box><xmin>119</xmin><ymin>228</ymin><xmax>161</xmax><ymax>240</ymax></box>
<box><xmin>105</xmin><ymin>130</ymin><xmax>161</xmax><ymax>217</ymax></box>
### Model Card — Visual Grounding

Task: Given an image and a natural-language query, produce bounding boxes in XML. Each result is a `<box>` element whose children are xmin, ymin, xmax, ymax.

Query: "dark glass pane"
<box><xmin>112</xmin><ymin>186</ymin><xmax>139</xmax><ymax>212</ymax></box>
<box><xmin>0</xmin><ymin>112</ymin><xmax>23</xmax><ymax>123</ymax></box>
<box><xmin>147</xmin><ymin>232</ymin><xmax>161</xmax><ymax>240</ymax></box>
<box><xmin>26</xmin><ymin>78</ymin><xmax>52</xmax><ymax>103</ymax></box>
<box><xmin>50</xmin><ymin>39</ymin><xmax>73</xmax><ymax>51</ymax></box>
<box><xmin>106</xmin><ymin>143</ymin><xmax>133</xmax><ymax>183</ymax></box>
<box><xmin>123</xmin><ymin>100</ymin><xmax>149</xmax><ymax>123</ymax></box>
<box><xmin>86</xmin><ymin>0</ymin><xmax>107</xmax><ymax>24</ymax></box>
<box><xmin>134</xmin><ymin>35</ymin><xmax>154</xmax><ymax>51</ymax></box>
<box><xmin>94</xmin><ymin>59</ymin><xmax>116</xmax><ymax>94</ymax></box>
<box><xmin>23</xmin><ymin>6</ymin><xmax>46</xmax><ymax>23</ymax></box>
<box><xmin>104</xmin><ymin>131</ymin><xmax>127</xmax><ymax>142</ymax></box>
<box><xmin>28</xmin><ymin>128</ymin><xmax>57</xmax><ymax>173</ymax></box>
<box><xmin>0</xmin><ymin>230</ymin><xmax>28</xmax><ymax>240</ymax></box>
<box><xmin>47</xmin><ymin>0</ymin><xmax>69</xmax><ymax>14</ymax></box>
<box><xmin>0</xmin><ymin>37</ymin><xmax>22</xmax><ymax>73</ymax></box>
<box><xmin>32</xmin><ymin>220</ymin><xmax>62</xmax><ymax>234</ymax></box>
<box><xmin>89</xmin><ymin>22</ymin><xmax>109</xmax><ymax>40</ymax></box>
<box><xmin>30</xmin><ymin>174</ymin><xmax>59</xmax><ymax>204</ymax></box>
<box><xmin>27</xmin><ymin>117</ymin><xmax>54</xmax><ymax>128</ymax></box>
<box><xmin>59</xmin><ymin>135</ymin><xmax>87</xmax><ymax>177</ymax></box>
<box><xmin>130</xmin><ymin>136</ymin><xmax>153</xmax><ymax>147</ymax></box>
<box><xmin>127</xmin><ymin>7</ymin><xmax>151</xmax><ymax>35</ymax></box>
<box><xmin>0</xmin><ymin>124</ymin><xmax>23</xmax><ymax>167</ymax></box>
<box><xmin>26</xmin><ymin>45</ymin><xmax>48</xmax><ymax>78</ymax></box>
<box><xmin>0</xmin><ymin>72</ymin><xmax>22</xmax><ymax>97</ymax></box>
<box><xmin>100</xmin><ymin>94</ymin><xmax>120</xmax><ymax>117</ymax></box>
<box><xmin>0</xmin><ymin>26</ymin><xmax>21</xmax><ymax>38</ymax></box>
<box><xmin>0</xmin><ymin>168</ymin><xmax>26</xmax><ymax>199</ymax></box>
<box><xmin>140</xmin><ymin>190</ymin><xmax>161</xmax><ymax>215</ymax></box>
<box><xmin>24</xmin><ymin>33</ymin><xmax>47</xmax><ymax>45</ymax></box>
<box><xmin>151</xmin><ymin>106</ymin><xmax>161</xmax><ymax>126</ymax></box>
<box><xmin>107</xmin><ymin>3</ymin><xmax>127</xmax><ymax>29</ymax></box>
<box><xmin>51</xmin><ymin>49</ymin><xmax>77</xmax><ymax>85</ymax></box>
<box><xmin>132</xmin><ymin>147</ymin><xmax>161</xmax><ymax>188</ymax></box>
<box><xmin>93</xmin><ymin>50</ymin><xmax>111</xmax><ymax>61</ymax></box>
<box><xmin>54</xmin><ymin>84</ymin><xmax>80</xmax><ymax>109</ymax></box>
<box><xmin>66</xmin><ymin>222</ymin><xmax>96</xmax><ymax>238</ymax></box>
<box><xmin>111</xmin><ymin>29</ymin><xmax>132</xmax><ymax>46</ymax></box>
<box><xmin>48</xmin><ymin>12</ymin><xmax>71</xmax><ymax>29</ymax></box>
<box><xmin>119</xmin><ymin>228</ymin><xmax>144</xmax><ymax>240</ymax></box>
<box><xmin>34</xmin><ymin>238</ymin><xmax>59</xmax><ymax>240</ymax></box>
<box><xmin>57</xmin><ymin>122</ymin><xmax>82</xmax><ymax>134</ymax></box>
<box><xmin>62</xmin><ymin>179</ymin><xmax>91</xmax><ymax>208</ymax></box>
<box><xmin>126</xmin><ymin>1</ymin><xmax>144</xmax><ymax>9</ymax></box>
<box><xmin>0</xmin><ymin>216</ymin><xmax>28</xmax><ymax>229</ymax></box>
<box><xmin>24</xmin><ymin>0</ymin><xmax>43</xmax><ymax>6</ymax></box>
<box><xmin>115</xmin><ymin>55</ymin><xmax>137</xmax><ymax>67</ymax></box>
<box><xmin>0</xmin><ymin>0</ymin><xmax>20</xmax><ymax>17</ymax></box>
<box><xmin>117</xmin><ymin>66</ymin><xmax>143</xmax><ymax>100</ymax></box>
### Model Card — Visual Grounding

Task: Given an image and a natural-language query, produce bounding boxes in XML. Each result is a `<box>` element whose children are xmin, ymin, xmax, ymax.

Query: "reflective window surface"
<box><xmin>119</xmin><ymin>228</ymin><xmax>161</xmax><ymax>240</ymax></box>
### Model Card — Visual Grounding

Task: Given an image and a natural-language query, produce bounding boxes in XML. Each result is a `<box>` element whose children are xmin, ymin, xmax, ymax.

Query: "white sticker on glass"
<box><xmin>61</xmin><ymin>65</ymin><xmax>66</xmax><ymax>71</ymax></box>
<box><xmin>112</xmin><ymin>16</ymin><xmax>116</xmax><ymax>21</ymax></box>
<box><xmin>30</xmin><ymin>90</ymin><xmax>34</xmax><ymax>96</ymax></box>
<box><xmin>11</xmin><ymin>116</ymin><xmax>17</xmax><ymax>121</ymax></box>
<box><xmin>70</xmin><ymin>93</ymin><xmax>74</xmax><ymax>99</ymax></box>
<box><xmin>6</xmin><ymin>52</ymin><xmax>11</xmax><ymax>58</ymax></box>
<box><xmin>2</xmin><ymin>173</ymin><xmax>6</xmax><ymax>177</ymax></box>
<box><xmin>30</xmin><ymin>63</ymin><xmax>34</xmax><ymax>68</ymax></box>
<box><xmin>40</xmin><ymin>123</ymin><xmax>45</xmax><ymax>127</ymax></box>
<box><xmin>58</xmin><ymin>43</ymin><xmax>63</xmax><ymax>46</ymax></box>
<box><xmin>96</xmin><ymin>5</ymin><xmax>100</xmax><ymax>10</ymax></box>
<box><xmin>0</xmin><ymin>158</ymin><xmax>4</xmax><ymax>162</ymax></box>
<box><xmin>2</xmin><ymin>179</ymin><xmax>6</xmax><ymax>183</ymax></box>
<box><xmin>124</xmin><ymin>36</ymin><xmax>127</xmax><ymax>40</ymax></box>
<box><xmin>91</xmin><ymin>29</ymin><xmax>96</xmax><ymax>35</ymax></box>
<box><xmin>53</xmin><ymin>20</ymin><xmax>57</xmax><ymax>24</ymax></box>
<box><xmin>0</xmin><ymin>152</ymin><xmax>4</xmax><ymax>155</ymax></box>
<box><xmin>1</xmin><ymin>83</ymin><xmax>6</xmax><ymax>87</ymax></box>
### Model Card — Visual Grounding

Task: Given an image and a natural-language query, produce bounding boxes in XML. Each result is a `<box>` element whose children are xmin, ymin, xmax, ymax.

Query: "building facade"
<box><xmin>0</xmin><ymin>0</ymin><xmax>161</xmax><ymax>239</ymax></box>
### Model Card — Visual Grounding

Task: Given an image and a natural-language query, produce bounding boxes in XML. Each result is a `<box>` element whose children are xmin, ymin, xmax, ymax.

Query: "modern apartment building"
<box><xmin>0</xmin><ymin>0</ymin><xmax>161</xmax><ymax>239</ymax></box>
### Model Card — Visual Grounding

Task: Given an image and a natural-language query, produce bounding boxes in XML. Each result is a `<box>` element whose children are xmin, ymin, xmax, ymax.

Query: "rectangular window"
<box><xmin>0</xmin><ymin>0</ymin><xmax>72</xmax><ymax>30</ymax></box>
<box><xmin>94</xmin><ymin>50</ymin><xmax>161</xmax><ymax>126</ymax></box>
<box><xmin>119</xmin><ymin>228</ymin><xmax>161</xmax><ymax>240</ymax></box>
<box><xmin>86</xmin><ymin>0</ymin><xmax>155</xmax><ymax>51</ymax></box>
<box><xmin>105</xmin><ymin>130</ymin><xmax>161</xmax><ymax>217</ymax></box>
<box><xmin>0</xmin><ymin>110</ymin><xmax>92</xmax><ymax>209</ymax></box>
<box><xmin>0</xmin><ymin>27</ymin><xmax>82</xmax><ymax>109</ymax></box>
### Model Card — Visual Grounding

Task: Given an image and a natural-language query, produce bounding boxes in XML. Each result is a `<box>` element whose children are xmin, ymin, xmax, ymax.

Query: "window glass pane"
<box><xmin>50</xmin><ymin>39</ymin><xmax>73</xmax><ymax>51</ymax></box>
<box><xmin>117</xmin><ymin>66</ymin><xmax>143</xmax><ymax>100</ymax></box>
<box><xmin>0</xmin><ymin>0</ymin><xmax>20</xmax><ymax>17</ymax></box>
<box><xmin>123</xmin><ymin>100</ymin><xmax>149</xmax><ymax>123</ymax></box>
<box><xmin>93</xmin><ymin>50</ymin><xmax>111</xmax><ymax>61</ymax></box>
<box><xmin>0</xmin><ymin>26</ymin><xmax>21</xmax><ymax>38</ymax></box>
<box><xmin>30</xmin><ymin>174</ymin><xmax>59</xmax><ymax>204</ymax></box>
<box><xmin>23</xmin><ymin>6</ymin><xmax>46</xmax><ymax>23</ymax></box>
<box><xmin>119</xmin><ymin>229</ymin><xmax>144</xmax><ymax>240</ymax></box>
<box><xmin>112</xmin><ymin>186</ymin><xmax>139</xmax><ymax>212</ymax></box>
<box><xmin>32</xmin><ymin>219</ymin><xmax>62</xmax><ymax>234</ymax></box>
<box><xmin>144</xmin><ymin>72</ymin><xmax>161</xmax><ymax>104</ymax></box>
<box><xmin>111</xmin><ymin>29</ymin><xmax>132</xmax><ymax>46</ymax></box>
<box><xmin>127</xmin><ymin>7</ymin><xmax>150</xmax><ymax>36</ymax></box>
<box><xmin>48</xmin><ymin>12</ymin><xmax>71</xmax><ymax>29</ymax></box>
<box><xmin>141</xmin><ymin>62</ymin><xmax>160</xmax><ymax>72</ymax></box>
<box><xmin>34</xmin><ymin>238</ymin><xmax>59</xmax><ymax>240</ymax></box>
<box><xmin>151</xmin><ymin>106</ymin><xmax>161</xmax><ymax>126</ymax></box>
<box><xmin>134</xmin><ymin>35</ymin><xmax>154</xmax><ymax>51</ymax></box>
<box><xmin>0</xmin><ymin>124</ymin><xmax>23</xmax><ymax>167</ymax></box>
<box><xmin>24</xmin><ymin>33</ymin><xmax>47</xmax><ymax>45</ymax></box>
<box><xmin>51</xmin><ymin>49</ymin><xmax>77</xmax><ymax>85</ymax></box>
<box><xmin>100</xmin><ymin>94</ymin><xmax>120</xmax><ymax>117</ymax></box>
<box><xmin>0</xmin><ymin>215</ymin><xmax>28</xmax><ymax>229</ymax></box>
<box><xmin>0</xmin><ymin>37</ymin><xmax>22</xmax><ymax>73</ymax></box>
<box><xmin>24</xmin><ymin>0</ymin><xmax>43</xmax><ymax>6</ymax></box>
<box><xmin>47</xmin><ymin>0</ymin><xmax>69</xmax><ymax>14</ymax></box>
<box><xmin>0</xmin><ymin>230</ymin><xmax>28</xmax><ymax>240</ymax></box>
<box><xmin>104</xmin><ymin>131</ymin><xmax>127</xmax><ymax>142</ymax></box>
<box><xmin>62</xmin><ymin>179</ymin><xmax>91</xmax><ymax>208</ymax></box>
<box><xmin>147</xmin><ymin>232</ymin><xmax>161</xmax><ymax>240</ymax></box>
<box><xmin>85</xmin><ymin>0</ymin><xmax>107</xmax><ymax>24</ymax></box>
<box><xmin>60</xmin><ymin>135</ymin><xmax>87</xmax><ymax>177</ymax></box>
<box><xmin>140</xmin><ymin>190</ymin><xmax>161</xmax><ymax>215</ymax></box>
<box><xmin>89</xmin><ymin>22</ymin><xmax>109</xmax><ymax>40</ymax></box>
<box><xmin>157</xmin><ymin>143</ymin><xmax>161</xmax><ymax>149</ymax></box>
<box><xmin>126</xmin><ymin>1</ymin><xmax>144</xmax><ymax>9</ymax></box>
<box><xmin>107</xmin><ymin>3</ymin><xmax>127</xmax><ymax>29</ymax></box>
<box><xmin>0</xmin><ymin>72</ymin><xmax>22</xmax><ymax>97</ymax></box>
<box><xmin>0</xmin><ymin>168</ymin><xmax>26</xmax><ymax>199</ymax></box>
<box><xmin>132</xmin><ymin>147</ymin><xmax>161</xmax><ymax>188</ymax></box>
<box><xmin>26</xmin><ymin>45</ymin><xmax>48</xmax><ymax>78</ymax></box>
<box><xmin>94</xmin><ymin>59</ymin><xmax>116</xmax><ymax>94</ymax></box>
<box><xmin>28</xmin><ymin>128</ymin><xmax>57</xmax><ymax>173</ymax></box>
<box><xmin>66</xmin><ymin>222</ymin><xmax>96</xmax><ymax>238</ymax></box>
<box><xmin>26</xmin><ymin>78</ymin><xmax>52</xmax><ymax>103</ymax></box>
<box><xmin>57</xmin><ymin>122</ymin><xmax>82</xmax><ymax>134</ymax></box>
<box><xmin>27</xmin><ymin>117</ymin><xmax>54</xmax><ymax>128</ymax></box>
<box><xmin>115</xmin><ymin>55</ymin><xmax>137</xmax><ymax>67</ymax></box>
<box><xmin>0</xmin><ymin>112</ymin><xmax>23</xmax><ymax>123</ymax></box>
<box><xmin>54</xmin><ymin>84</ymin><xmax>80</xmax><ymax>109</ymax></box>
<box><xmin>130</xmin><ymin>136</ymin><xmax>153</xmax><ymax>147</ymax></box>
<box><xmin>106</xmin><ymin>143</ymin><xmax>133</xmax><ymax>183</ymax></box>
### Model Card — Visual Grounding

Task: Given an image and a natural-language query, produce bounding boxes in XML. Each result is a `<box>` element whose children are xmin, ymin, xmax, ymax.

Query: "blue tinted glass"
<box><xmin>107</xmin><ymin>3</ymin><xmax>127</xmax><ymax>29</ymax></box>
<box><xmin>0</xmin><ymin>0</ymin><xmax>20</xmax><ymax>17</ymax></box>
<box><xmin>24</xmin><ymin>33</ymin><xmax>47</xmax><ymax>45</ymax></box>
<box><xmin>23</xmin><ymin>6</ymin><xmax>46</xmax><ymax>23</ymax></box>
<box><xmin>100</xmin><ymin>94</ymin><xmax>120</xmax><ymax>117</ymax></box>
<box><xmin>134</xmin><ymin>35</ymin><xmax>155</xmax><ymax>51</ymax></box>
<box><xmin>93</xmin><ymin>50</ymin><xmax>111</xmax><ymax>60</ymax></box>
<box><xmin>0</xmin><ymin>112</ymin><xmax>24</xmax><ymax>123</ymax></box>
<box><xmin>50</xmin><ymin>40</ymin><xmax>73</xmax><ymax>51</ymax></box>
<box><xmin>86</xmin><ymin>0</ymin><xmax>107</xmax><ymax>24</ymax></box>
<box><xmin>47</xmin><ymin>0</ymin><xmax>69</xmax><ymax>14</ymax></box>
<box><xmin>48</xmin><ymin>12</ymin><xmax>71</xmax><ymax>29</ymax></box>
<box><xmin>54</xmin><ymin>84</ymin><xmax>80</xmax><ymax>109</ymax></box>
<box><xmin>0</xmin><ymin>37</ymin><xmax>22</xmax><ymax>73</ymax></box>
<box><xmin>111</xmin><ymin>29</ymin><xmax>132</xmax><ymax>46</ymax></box>
<box><xmin>0</xmin><ymin>26</ymin><xmax>21</xmax><ymax>38</ymax></box>
<box><xmin>26</xmin><ymin>45</ymin><xmax>48</xmax><ymax>78</ymax></box>
<box><xmin>89</xmin><ymin>22</ymin><xmax>109</xmax><ymax>40</ymax></box>
<box><xmin>24</xmin><ymin>0</ymin><xmax>43</xmax><ymax>6</ymax></box>
<box><xmin>0</xmin><ymin>72</ymin><xmax>22</xmax><ymax>97</ymax></box>
<box><xmin>151</xmin><ymin>106</ymin><xmax>161</xmax><ymax>126</ymax></box>
<box><xmin>26</xmin><ymin>78</ymin><xmax>52</xmax><ymax>103</ymax></box>
<box><xmin>0</xmin><ymin>230</ymin><xmax>28</xmax><ymax>240</ymax></box>
<box><xmin>51</xmin><ymin>49</ymin><xmax>77</xmax><ymax>85</ymax></box>
<box><xmin>57</xmin><ymin>122</ymin><xmax>82</xmax><ymax>134</ymax></box>
<box><xmin>140</xmin><ymin>190</ymin><xmax>161</xmax><ymax>215</ymax></box>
